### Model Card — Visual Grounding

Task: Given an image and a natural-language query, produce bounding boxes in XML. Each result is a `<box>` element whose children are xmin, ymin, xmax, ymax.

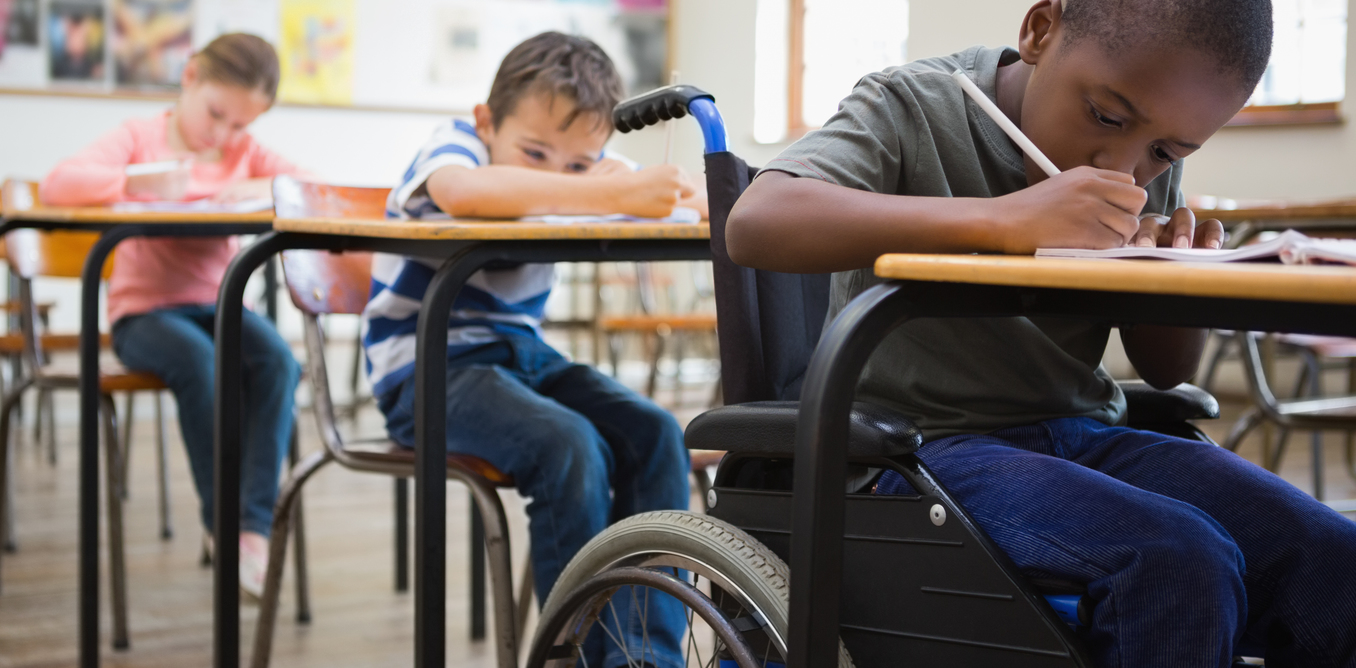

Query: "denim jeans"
<box><xmin>876</xmin><ymin>417</ymin><xmax>1356</xmax><ymax>667</ymax></box>
<box><xmin>380</xmin><ymin>334</ymin><xmax>691</xmax><ymax>668</ymax></box>
<box><xmin>112</xmin><ymin>304</ymin><xmax>300</xmax><ymax>537</ymax></box>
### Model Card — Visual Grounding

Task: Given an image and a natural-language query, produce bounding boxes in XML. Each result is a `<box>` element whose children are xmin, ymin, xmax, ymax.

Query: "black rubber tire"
<box><xmin>531</xmin><ymin>510</ymin><xmax>854</xmax><ymax>668</ymax></box>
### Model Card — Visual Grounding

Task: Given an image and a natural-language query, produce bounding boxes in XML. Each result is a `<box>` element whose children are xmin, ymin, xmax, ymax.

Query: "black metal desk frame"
<box><xmin>213</xmin><ymin>231</ymin><xmax>711</xmax><ymax>668</ymax></box>
<box><xmin>787</xmin><ymin>279</ymin><xmax>1356</xmax><ymax>668</ymax></box>
<box><xmin>0</xmin><ymin>217</ymin><xmax>275</xmax><ymax>668</ymax></box>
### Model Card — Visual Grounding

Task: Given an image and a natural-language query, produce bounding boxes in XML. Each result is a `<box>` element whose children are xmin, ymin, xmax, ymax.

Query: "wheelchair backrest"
<box><xmin>704</xmin><ymin>152</ymin><xmax>832</xmax><ymax>404</ymax></box>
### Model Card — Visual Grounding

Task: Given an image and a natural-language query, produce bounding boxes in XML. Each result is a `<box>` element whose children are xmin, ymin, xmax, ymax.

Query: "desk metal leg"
<box><xmin>214</xmin><ymin>232</ymin><xmax>327</xmax><ymax>668</ymax></box>
<box><xmin>79</xmin><ymin>226</ymin><xmax>142</xmax><ymax>664</ymax></box>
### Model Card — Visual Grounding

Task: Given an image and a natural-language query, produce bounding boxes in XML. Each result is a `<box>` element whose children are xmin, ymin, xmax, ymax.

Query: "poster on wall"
<box><xmin>0</xmin><ymin>0</ymin><xmax>44</xmax><ymax>86</ymax></box>
<box><xmin>277</xmin><ymin>0</ymin><xmax>353</xmax><ymax>104</ymax></box>
<box><xmin>113</xmin><ymin>0</ymin><xmax>194</xmax><ymax>88</ymax></box>
<box><xmin>49</xmin><ymin>0</ymin><xmax>107</xmax><ymax>83</ymax></box>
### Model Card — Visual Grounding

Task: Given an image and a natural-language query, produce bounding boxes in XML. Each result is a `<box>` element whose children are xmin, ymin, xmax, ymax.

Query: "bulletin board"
<box><xmin>0</xmin><ymin>0</ymin><xmax>671</xmax><ymax>112</ymax></box>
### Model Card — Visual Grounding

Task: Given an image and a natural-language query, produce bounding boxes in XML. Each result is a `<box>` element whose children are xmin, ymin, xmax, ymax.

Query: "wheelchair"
<box><xmin>523</xmin><ymin>86</ymin><xmax>1224</xmax><ymax>668</ymax></box>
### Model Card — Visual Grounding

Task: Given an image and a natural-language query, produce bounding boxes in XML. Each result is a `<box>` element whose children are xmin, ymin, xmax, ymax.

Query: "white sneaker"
<box><xmin>238</xmin><ymin>535</ymin><xmax>269</xmax><ymax>604</ymax></box>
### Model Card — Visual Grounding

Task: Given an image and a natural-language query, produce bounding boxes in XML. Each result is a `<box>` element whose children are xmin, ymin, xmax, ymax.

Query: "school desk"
<box><xmin>784</xmin><ymin>254</ymin><xmax>1356</xmax><ymax>668</ymax></box>
<box><xmin>0</xmin><ymin>180</ymin><xmax>277</xmax><ymax>667</ymax></box>
<box><xmin>211</xmin><ymin>216</ymin><xmax>711</xmax><ymax>668</ymax></box>
<box><xmin>1194</xmin><ymin>198</ymin><xmax>1356</xmax><ymax>247</ymax></box>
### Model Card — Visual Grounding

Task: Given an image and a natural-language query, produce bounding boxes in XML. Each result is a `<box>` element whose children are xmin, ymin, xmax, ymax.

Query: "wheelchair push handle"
<box><xmin>612</xmin><ymin>84</ymin><xmax>729</xmax><ymax>154</ymax></box>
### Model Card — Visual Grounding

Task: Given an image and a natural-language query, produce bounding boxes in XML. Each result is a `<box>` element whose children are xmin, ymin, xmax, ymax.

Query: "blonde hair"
<box><xmin>193</xmin><ymin>33</ymin><xmax>280</xmax><ymax>101</ymax></box>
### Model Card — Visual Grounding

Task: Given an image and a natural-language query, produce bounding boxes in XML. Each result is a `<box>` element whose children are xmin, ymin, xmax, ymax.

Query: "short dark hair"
<box><xmin>485</xmin><ymin>32</ymin><xmax>625</xmax><ymax>132</ymax></box>
<box><xmin>1062</xmin><ymin>0</ymin><xmax>1273</xmax><ymax>91</ymax></box>
<box><xmin>195</xmin><ymin>33</ymin><xmax>280</xmax><ymax>102</ymax></box>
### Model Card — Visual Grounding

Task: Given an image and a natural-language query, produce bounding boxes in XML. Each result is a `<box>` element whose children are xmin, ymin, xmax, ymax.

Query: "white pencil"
<box><xmin>952</xmin><ymin>70</ymin><xmax>1060</xmax><ymax>178</ymax></box>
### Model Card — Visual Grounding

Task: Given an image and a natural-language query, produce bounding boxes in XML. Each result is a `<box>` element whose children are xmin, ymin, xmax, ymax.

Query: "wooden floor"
<box><xmin>0</xmin><ymin>361</ymin><xmax>1352</xmax><ymax>667</ymax></box>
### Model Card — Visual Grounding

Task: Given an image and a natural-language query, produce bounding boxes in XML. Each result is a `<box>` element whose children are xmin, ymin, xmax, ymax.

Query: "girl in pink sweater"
<box><xmin>41</xmin><ymin>33</ymin><xmax>300</xmax><ymax>601</ymax></box>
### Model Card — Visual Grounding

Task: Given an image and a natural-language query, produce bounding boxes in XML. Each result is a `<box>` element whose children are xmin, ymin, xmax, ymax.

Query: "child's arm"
<box><xmin>424</xmin><ymin>163</ymin><xmax>695</xmax><ymax>219</ymax></box>
<box><xmin>209</xmin><ymin>141</ymin><xmax>306</xmax><ymax>203</ymax></box>
<box><xmin>1119</xmin><ymin>207</ymin><xmax>1225</xmax><ymax>389</ymax></box>
<box><xmin>727</xmin><ymin>167</ymin><xmax>1147</xmax><ymax>273</ymax></box>
<box><xmin>40</xmin><ymin>124</ymin><xmax>140</xmax><ymax>206</ymax></box>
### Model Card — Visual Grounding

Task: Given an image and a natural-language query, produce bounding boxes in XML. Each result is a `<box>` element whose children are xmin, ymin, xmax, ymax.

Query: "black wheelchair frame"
<box><xmin>528</xmin><ymin>85</ymin><xmax>1229</xmax><ymax>668</ymax></box>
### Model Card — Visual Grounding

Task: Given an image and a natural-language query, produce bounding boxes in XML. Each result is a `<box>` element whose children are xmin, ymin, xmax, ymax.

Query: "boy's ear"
<box><xmin>472</xmin><ymin>103</ymin><xmax>495</xmax><ymax>142</ymax></box>
<box><xmin>1017</xmin><ymin>0</ymin><xmax>1063</xmax><ymax>64</ymax></box>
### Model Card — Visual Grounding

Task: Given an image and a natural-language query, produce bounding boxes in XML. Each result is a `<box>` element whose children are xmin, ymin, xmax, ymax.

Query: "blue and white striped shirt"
<box><xmin>362</xmin><ymin>118</ymin><xmax>557</xmax><ymax>398</ymax></box>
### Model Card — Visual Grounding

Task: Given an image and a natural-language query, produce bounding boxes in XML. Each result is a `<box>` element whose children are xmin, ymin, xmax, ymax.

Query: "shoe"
<box><xmin>238</xmin><ymin>534</ymin><xmax>269</xmax><ymax>603</ymax></box>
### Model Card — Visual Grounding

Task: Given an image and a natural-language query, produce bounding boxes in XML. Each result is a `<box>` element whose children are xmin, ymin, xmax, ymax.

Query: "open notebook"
<box><xmin>110</xmin><ymin>198</ymin><xmax>273</xmax><ymax>214</ymax></box>
<box><xmin>1036</xmin><ymin>230</ymin><xmax>1356</xmax><ymax>266</ymax></box>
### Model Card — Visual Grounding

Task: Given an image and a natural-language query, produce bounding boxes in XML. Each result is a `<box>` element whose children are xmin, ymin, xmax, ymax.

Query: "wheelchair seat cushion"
<box><xmin>685</xmin><ymin>401</ymin><xmax>922</xmax><ymax>457</ymax></box>
<box><xmin>1119</xmin><ymin>381</ymin><xmax>1220</xmax><ymax>424</ymax></box>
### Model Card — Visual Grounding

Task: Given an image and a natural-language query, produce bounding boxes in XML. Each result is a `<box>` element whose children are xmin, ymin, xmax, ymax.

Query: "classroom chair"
<box><xmin>523</xmin><ymin>85</ymin><xmax>1227</xmax><ymax>668</ymax></box>
<box><xmin>0</xmin><ymin>228</ymin><xmax>171</xmax><ymax>649</ymax></box>
<box><xmin>253</xmin><ymin>242</ymin><xmax>532</xmax><ymax>668</ymax></box>
<box><xmin>1223</xmin><ymin>331</ymin><xmax>1356</xmax><ymax>500</ymax></box>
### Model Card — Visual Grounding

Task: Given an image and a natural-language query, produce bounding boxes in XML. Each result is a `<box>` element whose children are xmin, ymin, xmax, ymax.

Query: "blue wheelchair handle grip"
<box><xmin>612</xmin><ymin>84</ymin><xmax>729</xmax><ymax>154</ymax></box>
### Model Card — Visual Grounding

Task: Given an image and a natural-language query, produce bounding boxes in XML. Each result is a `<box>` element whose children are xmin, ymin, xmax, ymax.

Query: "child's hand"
<box><xmin>991</xmin><ymin>166</ymin><xmax>1147</xmax><ymax>253</ymax></box>
<box><xmin>1128</xmin><ymin>207</ymin><xmax>1225</xmax><ymax>249</ymax></box>
<box><xmin>612</xmin><ymin>165</ymin><xmax>696</xmax><ymax>218</ymax></box>
<box><xmin>210</xmin><ymin>178</ymin><xmax>273</xmax><ymax>203</ymax></box>
<box><xmin>124</xmin><ymin>161</ymin><xmax>192</xmax><ymax>201</ymax></box>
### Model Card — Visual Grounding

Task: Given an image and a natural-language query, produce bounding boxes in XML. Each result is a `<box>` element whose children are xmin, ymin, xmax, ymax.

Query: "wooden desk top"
<box><xmin>1</xmin><ymin>180</ymin><xmax>273</xmax><ymax>224</ymax></box>
<box><xmin>1193</xmin><ymin>199</ymin><xmax>1356</xmax><ymax>222</ymax></box>
<box><xmin>874</xmin><ymin>254</ymin><xmax>1356</xmax><ymax>305</ymax></box>
<box><xmin>272</xmin><ymin>216</ymin><xmax>710</xmax><ymax>241</ymax></box>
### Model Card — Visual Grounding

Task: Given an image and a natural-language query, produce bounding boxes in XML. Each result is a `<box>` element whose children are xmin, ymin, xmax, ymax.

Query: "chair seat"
<box><xmin>342</xmin><ymin>440</ymin><xmax>515</xmax><ymax>486</ymax></box>
<box><xmin>35</xmin><ymin>359</ymin><xmax>167</xmax><ymax>392</ymax></box>
<box><xmin>1277</xmin><ymin>334</ymin><xmax>1356</xmax><ymax>359</ymax></box>
<box><xmin>1119</xmin><ymin>381</ymin><xmax>1220</xmax><ymax>424</ymax></box>
<box><xmin>684</xmin><ymin>401</ymin><xmax>921</xmax><ymax>458</ymax></box>
<box><xmin>598</xmin><ymin>314</ymin><xmax>718</xmax><ymax>332</ymax></box>
<box><xmin>0</xmin><ymin>332</ymin><xmax>113</xmax><ymax>354</ymax></box>
<box><xmin>689</xmin><ymin>449</ymin><xmax>725</xmax><ymax>470</ymax></box>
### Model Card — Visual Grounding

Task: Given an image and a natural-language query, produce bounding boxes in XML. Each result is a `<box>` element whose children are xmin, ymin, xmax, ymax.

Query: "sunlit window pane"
<box><xmin>753</xmin><ymin>0</ymin><xmax>790</xmax><ymax>144</ymax></box>
<box><xmin>801</xmin><ymin>0</ymin><xmax>908</xmax><ymax>127</ymax></box>
<box><xmin>1252</xmin><ymin>0</ymin><xmax>1346</xmax><ymax>105</ymax></box>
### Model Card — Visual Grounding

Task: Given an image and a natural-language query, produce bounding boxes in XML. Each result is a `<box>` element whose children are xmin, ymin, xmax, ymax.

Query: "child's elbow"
<box><xmin>725</xmin><ymin>206</ymin><xmax>763</xmax><ymax>268</ymax></box>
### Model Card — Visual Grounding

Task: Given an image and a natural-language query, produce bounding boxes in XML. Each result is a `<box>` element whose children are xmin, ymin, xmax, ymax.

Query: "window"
<box><xmin>1235</xmin><ymin>0</ymin><xmax>1345</xmax><ymax>125</ymax></box>
<box><xmin>753</xmin><ymin>0</ymin><xmax>908</xmax><ymax>143</ymax></box>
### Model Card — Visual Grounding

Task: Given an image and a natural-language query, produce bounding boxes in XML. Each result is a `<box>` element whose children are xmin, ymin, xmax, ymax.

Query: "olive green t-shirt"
<box><xmin>762</xmin><ymin>45</ymin><xmax>1184</xmax><ymax>441</ymax></box>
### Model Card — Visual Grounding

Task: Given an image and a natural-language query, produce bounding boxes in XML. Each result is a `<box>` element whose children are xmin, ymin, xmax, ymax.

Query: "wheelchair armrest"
<box><xmin>684</xmin><ymin>401</ymin><xmax>922</xmax><ymax>458</ymax></box>
<box><xmin>1120</xmin><ymin>381</ymin><xmax>1220</xmax><ymax>425</ymax></box>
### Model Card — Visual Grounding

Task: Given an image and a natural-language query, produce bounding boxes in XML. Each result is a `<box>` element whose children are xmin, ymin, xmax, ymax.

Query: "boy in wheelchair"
<box><xmin>722</xmin><ymin>0</ymin><xmax>1356</xmax><ymax>665</ymax></box>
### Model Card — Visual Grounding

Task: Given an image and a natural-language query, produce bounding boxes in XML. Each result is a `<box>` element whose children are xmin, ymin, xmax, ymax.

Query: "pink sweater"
<box><xmin>40</xmin><ymin>110</ymin><xmax>300</xmax><ymax>324</ymax></box>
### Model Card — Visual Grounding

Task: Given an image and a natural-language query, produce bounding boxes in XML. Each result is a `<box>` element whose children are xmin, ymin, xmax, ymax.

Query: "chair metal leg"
<box><xmin>0</xmin><ymin>384</ymin><xmax>26</xmax><ymax>573</ymax></box>
<box><xmin>395</xmin><ymin>477</ymin><xmax>409</xmax><ymax>592</ymax></box>
<box><xmin>1223</xmin><ymin>407</ymin><xmax>1265</xmax><ymax>454</ymax></box>
<box><xmin>249</xmin><ymin>448</ymin><xmax>331</xmax><ymax>668</ymax></box>
<box><xmin>155</xmin><ymin>392</ymin><xmax>172</xmax><ymax>540</ymax></box>
<box><xmin>43</xmin><ymin>388</ymin><xmax>56</xmax><ymax>467</ymax></box>
<box><xmin>646</xmin><ymin>331</ymin><xmax>667</xmax><ymax>399</ymax></box>
<box><xmin>287</xmin><ymin>426</ymin><xmax>311</xmax><ymax>624</ymax></box>
<box><xmin>471</xmin><ymin>495</ymin><xmax>486</xmax><ymax>641</ymax></box>
<box><xmin>514</xmin><ymin>558</ymin><xmax>533</xmax><ymax>642</ymax></box>
<box><xmin>119</xmin><ymin>393</ymin><xmax>135</xmax><ymax>500</ymax></box>
<box><xmin>1303</xmin><ymin>353</ymin><xmax>1325</xmax><ymax>501</ymax></box>
<box><xmin>99</xmin><ymin>394</ymin><xmax>130</xmax><ymax>650</ymax></box>
<box><xmin>463</xmin><ymin>479</ymin><xmax>518</xmax><ymax>668</ymax></box>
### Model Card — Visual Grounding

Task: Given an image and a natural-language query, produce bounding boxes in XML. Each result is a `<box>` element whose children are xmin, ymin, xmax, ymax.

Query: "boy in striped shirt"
<box><xmin>362</xmin><ymin>32</ymin><xmax>701</xmax><ymax>668</ymax></box>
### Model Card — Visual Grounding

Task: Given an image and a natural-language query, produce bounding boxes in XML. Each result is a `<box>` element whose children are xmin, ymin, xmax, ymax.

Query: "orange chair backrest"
<box><xmin>272</xmin><ymin>176</ymin><xmax>390</xmax><ymax>220</ymax></box>
<box><xmin>280</xmin><ymin>250</ymin><xmax>373</xmax><ymax>316</ymax></box>
<box><xmin>3</xmin><ymin>229</ymin><xmax>114</xmax><ymax>280</ymax></box>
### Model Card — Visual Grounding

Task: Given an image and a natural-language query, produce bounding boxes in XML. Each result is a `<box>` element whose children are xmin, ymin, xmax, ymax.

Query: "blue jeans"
<box><xmin>113</xmin><ymin>304</ymin><xmax>300</xmax><ymax>537</ymax></box>
<box><xmin>876</xmin><ymin>417</ymin><xmax>1356</xmax><ymax>667</ymax></box>
<box><xmin>380</xmin><ymin>335</ymin><xmax>690</xmax><ymax>668</ymax></box>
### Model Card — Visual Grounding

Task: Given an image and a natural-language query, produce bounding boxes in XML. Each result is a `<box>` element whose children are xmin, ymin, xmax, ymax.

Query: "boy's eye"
<box><xmin>209</xmin><ymin>107</ymin><xmax>224</xmax><ymax>121</ymax></box>
<box><xmin>567</xmin><ymin>162</ymin><xmax>589</xmax><ymax>173</ymax></box>
<box><xmin>522</xmin><ymin>148</ymin><xmax>545</xmax><ymax>161</ymax></box>
<box><xmin>1090</xmin><ymin>105</ymin><xmax>1122</xmax><ymax>129</ymax></box>
<box><xmin>1151</xmin><ymin>145</ymin><xmax>1174</xmax><ymax>163</ymax></box>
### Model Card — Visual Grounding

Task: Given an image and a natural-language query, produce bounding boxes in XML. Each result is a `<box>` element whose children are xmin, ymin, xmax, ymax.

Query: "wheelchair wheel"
<box><xmin>525</xmin><ymin>511</ymin><xmax>854</xmax><ymax>668</ymax></box>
